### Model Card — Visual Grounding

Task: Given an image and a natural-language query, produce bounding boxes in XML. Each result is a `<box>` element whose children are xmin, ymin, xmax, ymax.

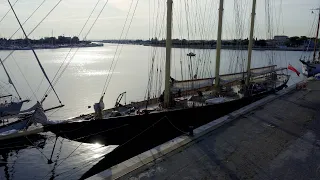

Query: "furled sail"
<box><xmin>30</xmin><ymin>103</ymin><xmax>64</xmax><ymax>125</ymax></box>
<box><xmin>171</xmin><ymin>78</ymin><xmax>214</xmax><ymax>93</ymax></box>
<box><xmin>171</xmin><ymin>65</ymin><xmax>284</xmax><ymax>93</ymax></box>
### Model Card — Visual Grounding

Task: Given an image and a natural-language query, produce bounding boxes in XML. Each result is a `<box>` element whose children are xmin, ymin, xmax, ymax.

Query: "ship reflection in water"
<box><xmin>0</xmin><ymin>132</ymin><xmax>117</xmax><ymax>180</ymax></box>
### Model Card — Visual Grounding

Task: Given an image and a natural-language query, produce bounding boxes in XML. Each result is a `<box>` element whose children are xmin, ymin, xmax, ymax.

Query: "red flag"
<box><xmin>288</xmin><ymin>64</ymin><xmax>300</xmax><ymax>76</ymax></box>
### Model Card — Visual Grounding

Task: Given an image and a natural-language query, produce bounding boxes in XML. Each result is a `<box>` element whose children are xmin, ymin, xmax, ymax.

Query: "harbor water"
<box><xmin>0</xmin><ymin>44</ymin><xmax>305</xmax><ymax>179</ymax></box>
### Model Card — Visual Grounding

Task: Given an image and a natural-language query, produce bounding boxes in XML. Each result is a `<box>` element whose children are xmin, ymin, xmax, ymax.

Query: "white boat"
<box><xmin>0</xmin><ymin>1</ymin><xmax>64</xmax><ymax>139</ymax></box>
<box><xmin>0</xmin><ymin>100</ymin><xmax>29</xmax><ymax>116</ymax></box>
<box><xmin>0</xmin><ymin>59</ymin><xmax>30</xmax><ymax>116</ymax></box>
<box><xmin>300</xmin><ymin>8</ymin><xmax>320</xmax><ymax>77</ymax></box>
<box><xmin>301</xmin><ymin>60</ymin><xmax>320</xmax><ymax>77</ymax></box>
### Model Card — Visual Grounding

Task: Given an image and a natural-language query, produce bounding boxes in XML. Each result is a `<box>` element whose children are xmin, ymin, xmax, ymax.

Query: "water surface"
<box><xmin>0</xmin><ymin>44</ymin><xmax>306</xmax><ymax>179</ymax></box>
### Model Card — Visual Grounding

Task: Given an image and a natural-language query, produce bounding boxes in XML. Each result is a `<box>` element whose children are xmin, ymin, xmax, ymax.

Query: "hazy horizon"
<box><xmin>0</xmin><ymin>0</ymin><xmax>319</xmax><ymax>41</ymax></box>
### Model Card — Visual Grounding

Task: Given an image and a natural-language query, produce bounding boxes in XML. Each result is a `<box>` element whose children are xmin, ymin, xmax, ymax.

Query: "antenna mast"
<box><xmin>7</xmin><ymin>0</ymin><xmax>62</xmax><ymax>104</ymax></box>
<box><xmin>312</xmin><ymin>8</ymin><xmax>320</xmax><ymax>62</ymax></box>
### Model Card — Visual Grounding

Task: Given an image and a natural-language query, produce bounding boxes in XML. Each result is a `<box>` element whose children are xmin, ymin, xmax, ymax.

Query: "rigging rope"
<box><xmin>43</xmin><ymin>0</ymin><xmax>111</xmax><ymax>101</ymax></box>
<box><xmin>24</xmin><ymin>136</ymin><xmax>51</xmax><ymax>162</ymax></box>
<box><xmin>301</xmin><ymin>12</ymin><xmax>317</xmax><ymax>60</ymax></box>
<box><xmin>100</xmin><ymin>0</ymin><xmax>135</xmax><ymax>97</ymax></box>
<box><xmin>101</xmin><ymin>0</ymin><xmax>141</xmax><ymax>97</ymax></box>
<box><xmin>41</xmin><ymin>0</ymin><xmax>102</xmax><ymax>100</ymax></box>
<box><xmin>1</xmin><ymin>0</ymin><xmax>50</xmax><ymax>100</ymax></box>
<box><xmin>228</xmin><ymin>0</ymin><xmax>248</xmax><ymax>74</ymax></box>
<box><xmin>11</xmin><ymin>55</ymin><xmax>39</xmax><ymax>101</ymax></box>
<box><xmin>145</xmin><ymin>0</ymin><xmax>220</xmax><ymax>98</ymax></box>
<box><xmin>0</xmin><ymin>0</ymin><xmax>49</xmax><ymax>62</ymax></box>
<box><xmin>53</xmin><ymin>115</ymin><xmax>189</xmax><ymax>179</ymax></box>
<box><xmin>40</xmin><ymin>123</ymin><xmax>128</xmax><ymax>179</ymax></box>
<box><xmin>0</xmin><ymin>58</ymin><xmax>21</xmax><ymax>99</ymax></box>
<box><xmin>147</xmin><ymin>0</ymin><xmax>166</xmax><ymax>99</ymax></box>
<box><xmin>0</xmin><ymin>81</ymin><xmax>11</xmax><ymax>96</ymax></box>
<box><xmin>0</xmin><ymin>0</ymin><xmax>18</xmax><ymax>25</ymax></box>
<box><xmin>7</xmin><ymin>0</ymin><xmax>62</xmax><ymax>104</ymax></box>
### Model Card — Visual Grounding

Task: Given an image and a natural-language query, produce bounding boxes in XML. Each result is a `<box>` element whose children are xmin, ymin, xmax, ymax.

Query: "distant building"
<box><xmin>274</xmin><ymin>35</ymin><xmax>289</xmax><ymax>41</ymax></box>
<box><xmin>273</xmin><ymin>35</ymin><xmax>289</xmax><ymax>46</ymax></box>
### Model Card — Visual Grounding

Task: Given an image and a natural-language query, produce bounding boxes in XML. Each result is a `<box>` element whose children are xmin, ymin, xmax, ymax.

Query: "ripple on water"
<box><xmin>75</xmin><ymin>69</ymin><xmax>120</xmax><ymax>77</ymax></box>
<box><xmin>0</xmin><ymin>133</ymin><xmax>118</xmax><ymax>180</ymax></box>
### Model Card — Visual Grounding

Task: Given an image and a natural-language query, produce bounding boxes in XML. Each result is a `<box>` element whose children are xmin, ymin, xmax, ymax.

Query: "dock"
<box><xmin>0</xmin><ymin>127</ymin><xmax>43</xmax><ymax>141</ymax></box>
<box><xmin>89</xmin><ymin>79</ymin><xmax>320</xmax><ymax>180</ymax></box>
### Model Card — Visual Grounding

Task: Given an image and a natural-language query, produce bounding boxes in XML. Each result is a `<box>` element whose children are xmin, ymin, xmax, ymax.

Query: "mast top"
<box><xmin>311</xmin><ymin>8</ymin><xmax>320</xmax><ymax>16</ymax></box>
<box><xmin>311</xmin><ymin>8</ymin><xmax>320</xmax><ymax>11</ymax></box>
<box><xmin>312</xmin><ymin>7</ymin><xmax>320</xmax><ymax>62</ymax></box>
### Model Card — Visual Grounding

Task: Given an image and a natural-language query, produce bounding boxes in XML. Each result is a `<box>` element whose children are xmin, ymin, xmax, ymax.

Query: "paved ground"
<box><xmin>121</xmin><ymin>80</ymin><xmax>320</xmax><ymax>180</ymax></box>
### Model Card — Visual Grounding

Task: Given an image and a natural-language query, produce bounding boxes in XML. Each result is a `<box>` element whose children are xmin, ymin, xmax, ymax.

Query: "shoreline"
<box><xmin>144</xmin><ymin>44</ymin><xmax>316</xmax><ymax>51</ymax></box>
<box><xmin>0</xmin><ymin>43</ymin><xmax>103</xmax><ymax>50</ymax></box>
<box><xmin>101</xmin><ymin>42</ymin><xmax>315</xmax><ymax>52</ymax></box>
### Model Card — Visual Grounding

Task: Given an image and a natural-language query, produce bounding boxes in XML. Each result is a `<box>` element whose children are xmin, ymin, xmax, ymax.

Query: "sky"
<box><xmin>0</xmin><ymin>0</ymin><xmax>319</xmax><ymax>40</ymax></box>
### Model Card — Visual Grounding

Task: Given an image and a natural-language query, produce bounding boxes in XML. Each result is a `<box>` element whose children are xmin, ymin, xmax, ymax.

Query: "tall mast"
<box><xmin>246</xmin><ymin>0</ymin><xmax>257</xmax><ymax>86</ymax></box>
<box><xmin>8</xmin><ymin>0</ymin><xmax>62</xmax><ymax>104</ymax></box>
<box><xmin>214</xmin><ymin>0</ymin><xmax>224</xmax><ymax>89</ymax></box>
<box><xmin>0</xmin><ymin>58</ymin><xmax>21</xmax><ymax>100</ymax></box>
<box><xmin>313</xmin><ymin>9</ymin><xmax>320</xmax><ymax>62</ymax></box>
<box><xmin>164</xmin><ymin>0</ymin><xmax>173</xmax><ymax>108</ymax></box>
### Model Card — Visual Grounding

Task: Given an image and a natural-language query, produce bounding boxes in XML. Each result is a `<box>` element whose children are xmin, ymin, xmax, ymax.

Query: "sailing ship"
<box><xmin>0</xmin><ymin>1</ymin><xmax>64</xmax><ymax>138</ymax></box>
<box><xmin>43</xmin><ymin>0</ymin><xmax>289</xmax><ymax>146</ymax></box>
<box><xmin>300</xmin><ymin>8</ymin><xmax>320</xmax><ymax>77</ymax></box>
<box><xmin>0</xmin><ymin>58</ymin><xmax>30</xmax><ymax>117</ymax></box>
<box><xmin>0</xmin><ymin>57</ymin><xmax>33</xmax><ymax>136</ymax></box>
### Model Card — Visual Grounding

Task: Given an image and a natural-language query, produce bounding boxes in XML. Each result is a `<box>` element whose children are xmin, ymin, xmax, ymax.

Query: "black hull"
<box><xmin>0</xmin><ymin>119</ymin><xmax>32</xmax><ymax>134</ymax></box>
<box><xmin>45</xmin><ymin>83</ymin><xmax>288</xmax><ymax>146</ymax></box>
<box><xmin>79</xmin><ymin>82</ymin><xmax>288</xmax><ymax>179</ymax></box>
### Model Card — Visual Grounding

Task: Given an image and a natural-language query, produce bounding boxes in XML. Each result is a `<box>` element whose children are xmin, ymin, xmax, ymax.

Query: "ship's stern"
<box><xmin>302</xmin><ymin>64</ymin><xmax>309</xmax><ymax>76</ymax></box>
<box><xmin>301</xmin><ymin>62</ymin><xmax>320</xmax><ymax>77</ymax></box>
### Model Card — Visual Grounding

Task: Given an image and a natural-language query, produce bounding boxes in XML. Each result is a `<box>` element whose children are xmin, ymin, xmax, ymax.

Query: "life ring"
<box><xmin>296</xmin><ymin>82</ymin><xmax>307</xmax><ymax>90</ymax></box>
<box><xmin>137</xmin><ymin>109</ymin><xmax>145</xmax><ymax>115</ymax></box>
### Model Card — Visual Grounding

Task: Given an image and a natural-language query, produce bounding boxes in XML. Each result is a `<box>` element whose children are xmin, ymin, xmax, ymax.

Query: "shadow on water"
<box><xmin>79</xmin><ymin>117</ymin><xmax>185</xmax><ymax>179</ymax></box>
<box><xmin>0</xmin><ymin>133</ymin><xmax>117</xmax><ymax>180</ymax></box>
<box><xmin>79</xmin><ymin>89</ymin><xmax>281</xmax><ymax>178</ymax></box>
<box><xmin>0</xmin><ymin>134</ymin><xmax>47</xmax><ymax>180</ymax></box>
<box><xmin>78</xmin><ymin>97</ymin><xmax>271</xmax><ymax>178</ymax></box>
<box><xmin>80</xmin><ymin>112</ymin><xmax>252</xmax><ymax>180</ymax></box>
<box><xmin>0</xmin><ymin>88</ymin><xmax>290</xmax><ymax>179</ymax></box>
<box><xmin>49</xmin><ymin>138</ymin><xmax>64</xmax><ymax>180</ymax></box>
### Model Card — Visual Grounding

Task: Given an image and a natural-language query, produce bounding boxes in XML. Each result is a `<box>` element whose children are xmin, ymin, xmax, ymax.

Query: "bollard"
<box><xmin>189</xmin><ymin>126</ymin><xmax>194</xmax><ymax>136</ymax></box>
<box><xmin>303</xmin><ymin>82</ymin><xmax>307</xmax><ymax>89</ymax></box>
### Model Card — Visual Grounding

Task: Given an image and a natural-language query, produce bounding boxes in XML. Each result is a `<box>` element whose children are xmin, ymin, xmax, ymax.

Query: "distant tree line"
<box><xmin>0</xmin><ymin>36</ymin><xmax>91</xmax><ymax>47</ymax></box>
<box><xmin>102</xmin><ymin>36</ymin><xmax>319</xmax><ymax>48</ymax></box>
<box><xmin>285</xmin><ymin>36</ymin><xmax>309</xmax><ymax>47</ymax></box>
<box><xmin>134</xmin><ymin>37</ymin><xmax>266</xmax><ymax>47</ymax></box>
